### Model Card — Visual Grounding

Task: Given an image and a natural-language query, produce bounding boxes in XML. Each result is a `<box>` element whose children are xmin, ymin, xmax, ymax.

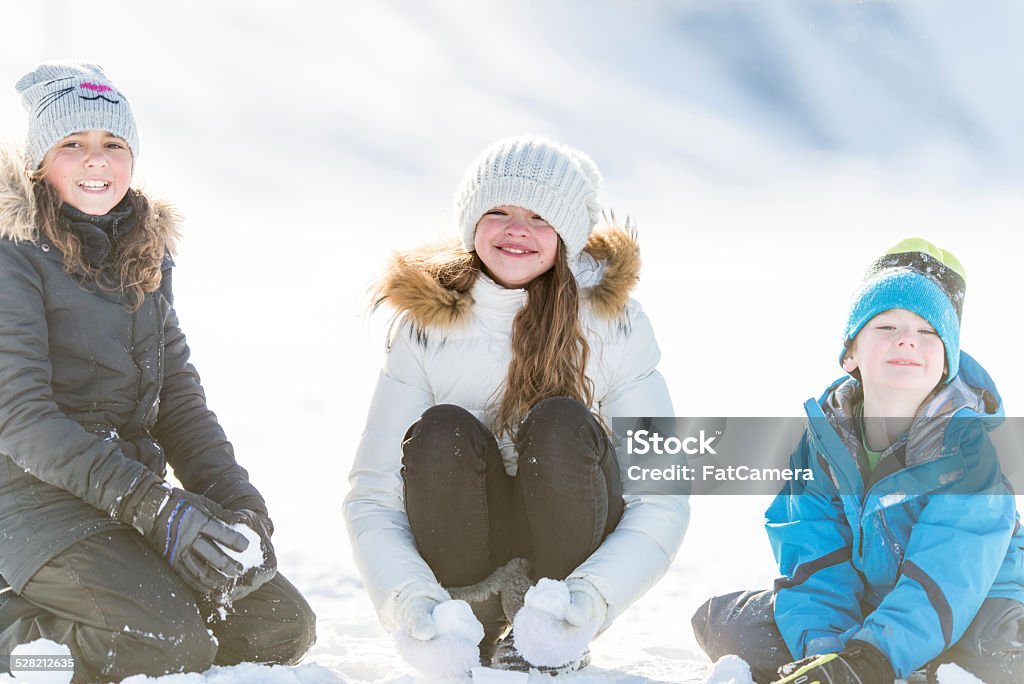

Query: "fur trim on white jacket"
<box><xmin>343</xmin><ymin>226</ymin><xmax>689</xmax><ymax>633</ymax></box>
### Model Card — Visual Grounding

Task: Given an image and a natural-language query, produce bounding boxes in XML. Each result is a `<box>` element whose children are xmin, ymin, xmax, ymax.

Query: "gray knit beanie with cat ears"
<box><xmin>455</xmin><ymin>136</ymin><xmax>603</xmax><ymax>261</ymax></box>
<box><xmin>15</xmin><ymin>61</ymin><xmax>138</xmax><ymax>169</ymax></box>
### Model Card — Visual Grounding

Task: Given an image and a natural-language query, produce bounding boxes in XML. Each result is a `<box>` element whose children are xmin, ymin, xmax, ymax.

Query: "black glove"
<box><xmin>124</xmin><ymin>482</ymin><xmax>250</xmax><ymax>595</ymax></box>
<box><xmin>773</xmin><ymin>640</ymin><xmax>894</xmax><ymax>684</ymax></box>
<box><xmin>226</xmin><ymin>509</ymin><xmax>278</xmax><ymax>602</ymax></box>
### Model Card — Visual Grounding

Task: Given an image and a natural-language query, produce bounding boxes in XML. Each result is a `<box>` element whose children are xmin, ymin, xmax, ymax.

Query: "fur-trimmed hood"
<box><xmin>374</xmin><ymin>224</ymin><xmax>642</xmax><ymax>332</ymax></box>
<box><xmin>0</xmin><ymin>146</ymin><xmax>182</xmax><ymax>253</ymax></box>
<box><xmin>349</xmin><ymin>222</ymin><xmax>682</xmax><ymax>633</ymax></box>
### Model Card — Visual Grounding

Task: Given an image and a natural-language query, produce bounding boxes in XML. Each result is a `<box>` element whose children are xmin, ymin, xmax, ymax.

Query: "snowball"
<box><xmin>512</xmin><ymin>601</ymin><xmax>596</xmax><ymax>668</ymax></box>
<box><xmin>217</xmin><ymin>523</ymin><xmax>263</xmax><ymax>570</ymax></box>
<box><xmin>523</xmin><ymin>578</ymin><xmax>570</xmax><ymax>619</ymax></box>
<box><xmin>393</xmin><ymin>600</ymin><xmax>483</xmax><ymax>678</ymax></box>
<box><xmin>433</xmin><ymin>599</ymin><xmax>485</xmax><ymax>644</ymax></box>
<box><xmin>935</xmin><ymin>663</ymin><xmax>985</xmax><ymax>684</ymax></box>
<box><xmin>10</xmin><ymin>639</ymin><xmax>73</xmax><ymax>683</ymax></box>
<box><xmin>704</xmin><ymin>654</ymin><xmax>755</xmax><ymax>684</ymax></box>
<box><xmin>394</xmin><ymin>631</ymin><xmax>480</xmax><ymax>678</ymax></box>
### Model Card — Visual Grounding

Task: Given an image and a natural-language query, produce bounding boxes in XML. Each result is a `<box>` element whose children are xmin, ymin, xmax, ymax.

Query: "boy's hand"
<box><xmin>773</xmin><ymin>640</ymin><xmax>894</xmax><ymax>684</ymax></box>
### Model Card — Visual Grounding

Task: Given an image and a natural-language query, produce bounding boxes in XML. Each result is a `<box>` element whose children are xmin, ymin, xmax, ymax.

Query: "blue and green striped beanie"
<box><xmin>841</xmin><ymin>238</ymin><xmax>966</xmax><ymax>383</ymax></box>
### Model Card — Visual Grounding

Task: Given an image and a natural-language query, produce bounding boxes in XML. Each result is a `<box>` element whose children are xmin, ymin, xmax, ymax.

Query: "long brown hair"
<box><xmin>374</xmin><ymin>239</ymin><xmax>595</xmax><ymax>436</ymax></box>
<box><xmin>493</xmin><ymin>240</ymin><xmax>594</xmax><ymax>438</ymax></box>
<box><xmin>428</xmin><ymin>242</ymin><xmax>593</xmax><ymax>437</ymax></box>
<box><xmin>31</xmin><ymin>172</ymin><xmax>167</xmax><ymax>310</ymax></box>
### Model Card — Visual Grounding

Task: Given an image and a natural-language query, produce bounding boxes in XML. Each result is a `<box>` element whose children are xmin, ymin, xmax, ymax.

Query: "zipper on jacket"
<box><xmin>878</xmin><ymin>509</ymin><xmax>900</xmax><ymax>558</ymax></box>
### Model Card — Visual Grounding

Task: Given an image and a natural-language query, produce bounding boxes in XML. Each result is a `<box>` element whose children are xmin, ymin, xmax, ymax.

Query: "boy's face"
<box><xmin>843</xmin><ymin>308</ymin><xmax>946</xmax><ymax>395</ymax></box>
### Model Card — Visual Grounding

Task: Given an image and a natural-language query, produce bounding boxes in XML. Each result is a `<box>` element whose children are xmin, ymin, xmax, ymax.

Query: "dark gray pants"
<box><xmin>0</xmin><ymin>529</ymin><xmax>316</xmax><ymax>683</ymax></box>
<box><xmin>692</xmin><ymin>589</ymin><xmax>1024</xmax><ymax>684</ymax></box>
<box><xmin>402</xmin><ymin>398</ymin><xmax>624</xmax><ymax>588</ymax></box>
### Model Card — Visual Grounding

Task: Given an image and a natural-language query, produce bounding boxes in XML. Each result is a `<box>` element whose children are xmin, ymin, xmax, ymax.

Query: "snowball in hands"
<box><xmin>433</xmin><ymin>599</ymin><xmax>486</xmax><ymax>643</ymax></box>
<box><xmin>395</xmin><ymin>599</ymin><xmax>484</xmax><ymax>677</ymax></box>
<box><xmin>216</xmin><ymin>522</ymin><xmax>263</xmax><ymax>570</ymax></box>
<box><xmin>512</xmin><ymin>578</ymin><xmax>605</xmax><ymax>667</ymax></box>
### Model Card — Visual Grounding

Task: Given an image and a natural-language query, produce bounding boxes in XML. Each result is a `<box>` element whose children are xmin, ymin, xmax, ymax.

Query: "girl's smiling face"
<box><xmin>41</xmin><ymin>130</ymin><xmax>132</xmax><ymax>216</ymax></box>
<box><xmin>473</xmin><ymin>205</ymin><xmax>560</xmax><ymax>289</ymax></box>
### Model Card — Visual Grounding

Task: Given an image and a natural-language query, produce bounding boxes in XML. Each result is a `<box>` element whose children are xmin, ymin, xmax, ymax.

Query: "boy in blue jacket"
<box><xmin>692</xmin><ymin>239</ymin><xmax>1024</xmax><ymax>683</ymax></box>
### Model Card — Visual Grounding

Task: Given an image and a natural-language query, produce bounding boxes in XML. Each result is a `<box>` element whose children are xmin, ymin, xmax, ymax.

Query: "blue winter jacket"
<box><xmin>766</xmin><ymin>352</ymin><xmax>1024</xmax><ymax>677</ymax></box>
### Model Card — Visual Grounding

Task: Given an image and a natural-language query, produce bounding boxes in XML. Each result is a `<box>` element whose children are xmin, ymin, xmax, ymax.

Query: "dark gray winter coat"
<box><xmin>0</xmin><ymin>150</ymin><xmax>265</xmax><ymax>593</ymax></box>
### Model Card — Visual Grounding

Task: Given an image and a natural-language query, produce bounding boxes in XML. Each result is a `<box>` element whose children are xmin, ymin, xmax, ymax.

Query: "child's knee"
<box><xmin>413</xmin><ymin>404</ymin><xmax>479</xmax><ymax>437</ymax></box>
<box><xmin>403</xmin><ymin>404</ymin><xmax>489</xmax><ymax>465</ymax></box>
<box><xmin>215</xmin><ymin>579</ymin><xmax>318</xmax><ymax>666</ymax></box>
<box><xmin>523</xmin><ymin>397</ymin><xmax>591</xmax><ymax>432</ymax></box>
<box><xmin>691</xmin><ymin>590</ymin><xmax>779</xmax><ymax>660</ymax></box>
<box><xmin>517</xmin><ymin>397</ymin><xmax>605</xmax><ymax>466</ymax></box>
<box><xmin>934</xmin><ymin>597</ymin><xmax>1024</xmax><ymax>683</ymax></box>
<box><xmin>263</xmin><ymin>593</ymin><xmax>317</xmax><ymax>665</ymax></box>
<box><xmin>691</xmin><ymin>595</ymin><xmax>716</xmax><ymax>651</ymax></box>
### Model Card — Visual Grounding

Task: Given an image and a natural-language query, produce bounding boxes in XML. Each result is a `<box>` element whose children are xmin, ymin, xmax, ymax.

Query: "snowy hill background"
<box><xmin>1</xmin><ymin>1</ymin><xmax>1023</xmax><ymax>681</ymax></box>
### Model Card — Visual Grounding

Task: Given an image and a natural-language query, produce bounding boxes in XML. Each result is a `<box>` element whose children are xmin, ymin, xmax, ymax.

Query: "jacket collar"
<box><xmin>60</xmin><ymin>194</ymin><xmax>137</xmax><ymax>267</ymax></box>
<box><xmin>810</xmin><ymin>350</ymin><xmax>1002</xmax><ymax>471</ymax></box>
<box><xmin>374</xmin><ymin>223</ymin><xmax>642</xmax><ymax>336</ymax></box>
<box><xmin>0</xmin><ymin>146</ymin><xmax>181</xmax><ymax>254</ymax></box>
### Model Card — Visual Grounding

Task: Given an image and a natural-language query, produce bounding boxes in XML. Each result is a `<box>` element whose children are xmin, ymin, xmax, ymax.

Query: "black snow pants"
<box><xmin>692</xmin><ymin>588</ymin><xmax>1024</xmax><ymax>684</ymax></box>
<box><xmin>0</xmin><ymin>529</ymin><xmax>316</xmax><ymax>683</ymax></box>
<box><xmin>401</xmin><ymin>397</ymin><xmax>624</xmax><ymax>588</ymax></box>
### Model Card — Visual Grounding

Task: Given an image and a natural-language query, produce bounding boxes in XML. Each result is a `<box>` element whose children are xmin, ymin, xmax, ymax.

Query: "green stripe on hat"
<box><xmin>885</xmin><ymin>237</ymin><xmax>966</xmax><ymax>282</ymax></box>
<box><xmin>865</xmin><ymin>238</ymin><xmax>966</xmax><ymax>321</ymax></box>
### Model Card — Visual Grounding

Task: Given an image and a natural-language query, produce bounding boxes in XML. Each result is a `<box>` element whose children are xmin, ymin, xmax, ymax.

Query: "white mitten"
<box><xmin>393</xmin><ymin>584</ymin><xmax>484</xmax><ymax>678</ymax></box>
<box><xmin>512</xmin><ymin>577</ymin><xmax>607</xmax><ymax>667</ymax></box>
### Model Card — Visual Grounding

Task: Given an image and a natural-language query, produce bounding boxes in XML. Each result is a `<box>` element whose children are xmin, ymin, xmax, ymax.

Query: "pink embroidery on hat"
<box><xmin>80</xmin><ymin>82</ymin><xmax>113</xmax><ymax>93</ymax></box>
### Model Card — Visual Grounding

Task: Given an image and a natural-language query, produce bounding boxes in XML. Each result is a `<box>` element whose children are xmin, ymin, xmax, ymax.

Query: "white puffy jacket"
<box><xmin>344</xmin><ymin>226</ymin><xmax>689</xmax><ymax>632</ymax></box>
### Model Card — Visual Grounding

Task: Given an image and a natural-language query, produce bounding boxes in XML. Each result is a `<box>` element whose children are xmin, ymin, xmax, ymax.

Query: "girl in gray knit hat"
<box><xmin>345</xmin><ymin>135</ymin><xmax>688</xmax><ymax>676</ymax></box>
<box><xmin>0</xmin><ymin>61</ymin><xmax>315</xmax><ymax>681</ymax></box>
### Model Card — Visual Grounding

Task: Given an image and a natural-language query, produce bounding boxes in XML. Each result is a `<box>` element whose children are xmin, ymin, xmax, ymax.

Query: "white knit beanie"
<box><xmin>15</xmin><ymin>61</ymin><xmax>138</xmax><ymax>169</ymax></box>
<box><xmin>455</xmin><ymin>136</ymin><xmax>602</xmax><ymax>260</ymax></box>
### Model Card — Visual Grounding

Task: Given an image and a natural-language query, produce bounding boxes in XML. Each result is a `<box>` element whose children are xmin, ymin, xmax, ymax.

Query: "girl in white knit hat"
<box><xmin>0</xmin><ymin>61</ymin><xmax>315</xmax><ymax>681</ymax></box>
<box><xmin>345</xmin><ymin>136</ymin><xmax>688</xmax><ymax>676</ymax></box>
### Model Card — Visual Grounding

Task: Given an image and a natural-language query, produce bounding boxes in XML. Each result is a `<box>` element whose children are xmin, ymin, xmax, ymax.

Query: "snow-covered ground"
<box><xmin>2</xmin><ymin>1</ymin><xmax>1024</xmax><ymax>682</ymax></box>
